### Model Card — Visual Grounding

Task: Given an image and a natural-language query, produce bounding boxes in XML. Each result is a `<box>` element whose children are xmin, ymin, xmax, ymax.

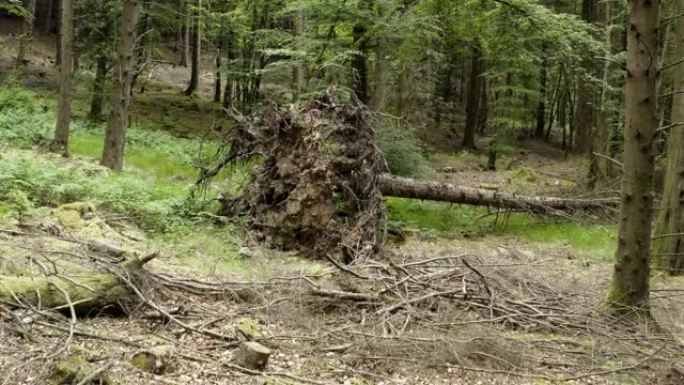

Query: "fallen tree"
<box><xmin>196</xmin><ymin>90</ymin><xmax>619</xmax><ymax>258</ymax></box>
<box><xmin>378</xmin><ymin>174</ymin><xmax>619</xmax><ymax>215</ymax></box>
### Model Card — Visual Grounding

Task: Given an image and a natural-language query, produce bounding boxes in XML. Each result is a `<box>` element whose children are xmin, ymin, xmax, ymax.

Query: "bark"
<box><xmin>574</xmin><ymin>0</ymin><xmax>598</xmax><ymax>153</ymax></box>
<box><xmin>101</xmin><ymin>0</ymin><xmax>142</xmax><ymax>171</ymax></box>
<box><xmin>214</xmin><ymin>46</ymin><xmax>222</xmax><ymax>103</ymax></box>
<box><xmin>49</xmin><ymin>0</ymin><xmax>73</xmax><ymax>156</ymax></box>
<box><xmin>88</xmin><ymin>56</ymin><xmax>108</xmax><ymax>121</ymax></box>
<box><xmin>463</xmin><ymin>42</ymin><xmax>484</xmax><ymax>149</ymax></box>
<box><xmin>235</xmin><ymin>342</ymin><xmax>271</xmax><ymax>371</ymax></box>
<box><xmin>179</xmin><ymin>0</ymin><xmax>190</xmax><ymax>66</ymax></box>
<box><xmin>222</xmin><ymin>32</ymin><xmax>234</xmax><ymax>109</ymax></box>
<box><xmin>16</xmin><ymin>0</ymin><xmax>37</xmax><ymax>68</ymax></box>
<box><xmin>478</xmin><ymin>71</ymin><xmax>488</xmax><ymax>135</ymax></box>
<box><xmin>378</xmin><ymin>174</ymin><xmax>617</xmax><ymax>215</ymax></box>
<box><xmin>605</xmin><ymin>0</ymin><xmax>659</xmax><ymax>317</ymax></box>
<box><xmin>653</xmin><ymin>0</ymin><xmax>684</xmax><ymax>276</ymax></box>
<box><xmin>293</xmin><ymin>7</ymin><xmax>305</xmax><ymax>101</ymax></box>
<box><xmin>398</xmin><ymin>59</ymin><xmax>412</xmax><ymax>120</ymax></box>
<box><xmin>184</xmin><ymin>0</ymin><xmax>201</xmax><ymax>96</ymax></box>
<box><xmin>534</xmin><ymin>45</ymin><xmax>548</xmax><ymax>138</ymax></box>
<box><xmin>372</xmin><ymin>44</ymin><xmax>388</xmax><ymax>112</ymax></box>
<box><xmin>351</xmin><ymin>24</ymin><xmax>369</xmax><ymax>104</ymax></box>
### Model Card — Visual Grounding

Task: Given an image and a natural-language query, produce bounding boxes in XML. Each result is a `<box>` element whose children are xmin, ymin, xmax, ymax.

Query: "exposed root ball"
<box><xmin>220</xmin><ymin>90</ymin><xmax>385</xmax><ymax>260</ymax></box>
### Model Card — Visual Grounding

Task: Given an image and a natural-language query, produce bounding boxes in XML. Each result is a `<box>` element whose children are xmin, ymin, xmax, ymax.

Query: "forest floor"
<box><xmin>1</xmin><ymin>28</ymin><xmax>683</xmax><ymax>385</ymax></box>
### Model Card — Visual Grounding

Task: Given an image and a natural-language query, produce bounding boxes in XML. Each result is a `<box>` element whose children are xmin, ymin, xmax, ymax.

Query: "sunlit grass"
<box><xmin>386</xmin><ymin>197</ymin><xmax>617</xmax><ymax>261</ymax></box>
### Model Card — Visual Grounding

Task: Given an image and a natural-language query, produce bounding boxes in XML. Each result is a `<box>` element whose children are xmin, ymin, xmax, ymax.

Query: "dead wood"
<box><xmin>378</xmin><ymin>174</ymin><xmax>620</xmax><ymax>215</ymax></box>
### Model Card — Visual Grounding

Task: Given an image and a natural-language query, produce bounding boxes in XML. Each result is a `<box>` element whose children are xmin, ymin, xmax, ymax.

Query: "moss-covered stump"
<box><xmin>49</xmin><ymin>355</ymin><xmax>115</xmax><ymax>385</ymax></box>
<box><xmin>131</xmin><ymin>345</ymin><xmax>177</xmax><ymax>374</ymax></box>
<box><xmin>235</xmin><ymin>341</ymin><xmax>271</xmax><ymax>370</ymax></box>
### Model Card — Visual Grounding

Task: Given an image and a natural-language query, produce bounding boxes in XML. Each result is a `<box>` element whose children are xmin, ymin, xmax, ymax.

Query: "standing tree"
<box><xmin>184</xmin><ymin>0</ymin><xmax>202</xmax><ymax>96</ymax></box>
<box><xmin>574</xmin><ymin>0</ymin><xmax>598</xmax><ymax>152</ymax></box>
<box><xmin>653</xmin><ymin>0</ymin><xmax>684</xmax><ymax>276</ymax></box>
<box><xmin>101</xmin><ymin>0</ymin><xmax>142</xmax><ymax>171</ymax></box>
<box><xmin>463</xmin><ymin>41</ymin><xmax>484</xmax><ymax>149</ymax></box>
<box><xmin>16</xmin><ymin>0</ymin><xmax>37</xmax><ymax>68</ymax></box>
<box><xmin>50</xmin><ymin>0</ymin><xmax>74</xmax><ymax>156</ymax></box>
<box><xmin>604</xmin><ymin>0</ymin><xmax>659</xmax><ymax>317</ymax></box>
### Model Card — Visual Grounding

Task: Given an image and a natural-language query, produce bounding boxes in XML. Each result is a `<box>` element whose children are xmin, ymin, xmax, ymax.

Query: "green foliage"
<box><xmin>376</xmin><ymin>122</ymin><xmax>432</xmax><ymax>177</ymax></box>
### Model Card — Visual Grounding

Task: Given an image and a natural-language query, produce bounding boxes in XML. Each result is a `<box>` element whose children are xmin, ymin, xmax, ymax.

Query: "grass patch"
<box><xmin>386</xmin><ymin>197</ymin><xmax>617</xmax><ymax>261</ymax></box>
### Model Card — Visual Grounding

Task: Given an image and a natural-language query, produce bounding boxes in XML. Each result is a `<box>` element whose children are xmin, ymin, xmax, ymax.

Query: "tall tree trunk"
<box><xmin>574</xmin><ymin>0</ymin><xmax>598</xmax><ymax>152</ymax></box>
<box><xmin>49</xmin><ymin>0</ymin><xmax>73</xmax><ymax>156</ymax></box>
<box><xmin>16</xmin><ymin>0</ymin><xmax>36</xmax><ymax>68</ymax></box>
<box><xmin>179</xmin><ymin>0</ymin><xmax>190</xmax><ymax>66</ymax></box>
<box><xmin>478</xmin><ymin>70</ymin><xmax>488</xmax><ymax>135</ymax></box>
<box><xmin>214</xmin><ymin>44</ymin><xmax>222</xmax><ymax>103</ymax></box>
<box><xmin>88</xmin><ymin>56</ymin><xmax>108</xmax><ymax>121</ymax></box>
<box><xmin>222</xmin><ymin>32</ymin><xmax>234</xmax><ymax>109</ymax></box>
<box><xmin>372</xmin><ymin>44</ymin><xmax>387</xmax><ymax>112</ymax></box>
<box><xmin>653</xmin><ymin>0</ymin><xmax>684</xmax><ymax>276</ymax></box>
<box><xmin>604</xmin><ymin>0</ymin><xmax>659</xmax><ymax>317</ymax></box>
<box><xmin>398</xmin><ymin>59</ymin><xmax>412</xmax><ymax>120</ymax></box>
<box><xmin>534</xmin><ymin>45</ymin><xmax>548</xmax><ymax>138</ymax></box>
<box><xmin>184</xmin><ymin>0</ymin><xmax>201</xmax><ymax>96</ymax></box>
<box><xmin>45</xmin><ymin>0</ymin><xmax>54</xmax><ymax>32</ymax></box>
<box><xmin>101</xmin><ymin>0</ymin><xmax>142</xmax><ymax>171</ymax></box>
<box><xmin>560</xmin><ymin>88</ymin><xmax>567</xmax><ymax>149</ymax></box>
<box><xmin>351</xmin><ymin>24</ymin><xmax>369</xmax><ymax>104</ymax></box>
<box><xmin>463</xmin><ymin>42</ymin><xmax>483</xmax><ymax>149</ymax></box>
<box><xmin>293</xmin><ymin>7</ymin><xmax>305</xmax><ymax>101</ymax></box>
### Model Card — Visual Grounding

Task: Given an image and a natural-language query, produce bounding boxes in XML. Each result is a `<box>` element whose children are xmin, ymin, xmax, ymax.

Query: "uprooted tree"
<box><xmin>197</xmin><ymin>90</ymin><xmax>618</xmax><ymax>259</ymax></box>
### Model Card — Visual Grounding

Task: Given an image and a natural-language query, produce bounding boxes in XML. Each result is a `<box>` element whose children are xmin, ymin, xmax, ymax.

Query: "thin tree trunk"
<box><xmin>16</xmin><ymin>0</ymin><xmax>36</xmax><ymax>68</ymax></box>
<box><xmin>89</xmin><ymin>56</ymin><xmax>108</xmax><ymax>121</ymax></box>
<box><xmin>222</xmin><ymin>32</ymin><xmax>234</xmax><ymax>109</ymax></box>
<box><xmin>351</xmin><ymin>24</ymin><xmax>369</xmax><ymax>104</ymax></box>
<box><xmin>653</xmin><ymin>0</ymin><xmax>684</xmax><ymax>276</ymax></box>
<box><xmin>293</xmin><ymin>7</ymin><xmax>305</xmax><ymax>101</ymax></box>
<box><xmin>49</xmin><ymin>0</ymin><xmax>73</xmax><ymax>156</ymax></box>
<box><xmin>184</xmin><ymin>0</ymin><xmax>201</xmax><ymax>96</ymax></box>
<box><xmin>463</xmin><ymin>42</ymin><xmax>483</xmax><ymax>149</ymax></box>
<box><xmin>478</xmin><ymin>71</ymin><xmax>488</xmax><ymax>135</ymax></box>
<box><xmin>574</xmin><ymin>0</ymin><xmax>598</xmax><ymax>152</ymax></box>
<box><xmin>45</xmin><ymin>0</ymin><xmax>54</xmax><ymax>32</ymax></box>
<box><xmin>101</xmin><ymin>0</ymin><xmax>142</xmax><ymax>171</ymax></box>
<box><xmin>179</xmin><ymin>0</ymin><xmax>190</xmax><ymax>66</ymax></box>
<box><xmin>372</xmin><ymin>44</ymin><xmax>388</xmax><ymax>112</ymax></box>
<box><xmin>534</xmin><ymin>45</ymin><xmax>548</xmax><ymax>138</ymax></box>
<box><xmin>398</xmin><ymin>59</ymin><xmax>412</xmax><ymax>121</ymax></box>
<box><xmin>605</xmin><ymin>0</ymin><xmax>659</xmax><ymax>317</ymax></box>
<box><xmin>214</xmin><ymin>46</ymin><xmax>222</xmax><ymax>103</ymax></box>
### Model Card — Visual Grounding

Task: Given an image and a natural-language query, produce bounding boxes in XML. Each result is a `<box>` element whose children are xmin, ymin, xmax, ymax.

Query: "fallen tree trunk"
<box><xmin>378</xmin><ymin>174</ymin><xmax>619</xmax><ymax>215</ymax></box>
<box><xmin>0</xmin><ymin>254</ymin><xmax>157</xmax><ymax>315</ymax></box>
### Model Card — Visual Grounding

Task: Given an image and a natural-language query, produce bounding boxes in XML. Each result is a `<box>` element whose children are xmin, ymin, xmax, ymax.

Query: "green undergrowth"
<box><xmin>386</xmin><ymin>197</ymin><xmax>617</xmax><ymax>261</ymax></box>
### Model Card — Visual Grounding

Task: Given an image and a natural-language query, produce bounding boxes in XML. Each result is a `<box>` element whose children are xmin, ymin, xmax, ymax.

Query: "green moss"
<box><xmin>49</xmin><ymin>356</ymin><xmax>87</xmax><ymax>384</ymax></box>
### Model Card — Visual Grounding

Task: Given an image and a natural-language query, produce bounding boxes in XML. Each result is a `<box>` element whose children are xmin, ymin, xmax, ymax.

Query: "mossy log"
<box><xmin>0</xmin><ymin>254</ymin><xmax>156</xmax><ymax>315</ymax></box>
<box><xmin>49</xmin><ymin>355</ymin><xmax>115</xmax><ymax>385</ymax></box>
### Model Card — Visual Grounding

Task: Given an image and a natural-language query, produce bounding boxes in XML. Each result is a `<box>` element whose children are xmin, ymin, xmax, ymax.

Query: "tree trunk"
<box><xmin>653</xmin><ymin>0</ymin><xmax>684</xmax><ymax>276</ymax></box>
<box><xmin>222</xmin><ymin>32</ymin><xmax>234</xmax><ymax>109</ymax></box>
<box><xmin>534</xmin><ymin>45</ymin><xmax>548</xmax><ymax>138</ymax></box>
<box><xmin>101</xmin><ymin>0</ymin><xmax>142</xmax><ymax>171</ymax></box>
<box><xmin>463</xmin><ymin>42</ymin><xmax>483</xmax><ymax>149</ymax></box>
<box><xmin>351</xmin><ymin>24</ymin><xmax>369</xmax><ymax>104</ymax></box>
<box><xmin>49</xmin><ymin>0</ymin><xmax>73</xmax><ymax>156</ymax></box>
<box><xmin>293</xmin><ymin>7</ymin><xmax>305</xmax><ymax>101</ymax></box>
<box><xmin>184</xmin><ymin>0</ymin><xmax>201</xmax><ymax>96</ymax></box>
<box><xmin>16</xmin><ymin>0</ymin><xmax>37</xmax><ymax>68</ymax></box>
<box><xmin>604</xmin><ymin>0</ymin><xmax>659</xmax><ymax>317</ymax></box>
<box><xmin>398</xmin><ymin>59</ymin><xmax>412</xmax><ymax>120</ymax></box>
<box><xmin>89</xmin><ymin>56</ymin><xmax>108</xmax><ymax>121</ymax></box>
<box><xmin>372</xmin><ymin>44</ymin><xmax>388</xmax><ymax>112</ymax></box>
<box><xmin>574</xmin><ymin>0</ymin><xmax>598</xmax><ymax>152</ymax></box>
<box><xmin>478</xmin><ymin>70</ymin><xmax>488</xmax><ymax>135</ymax></box>
<box><xmin>378</xmin><ymin>174</ymin><xmax>617</xmax><ymax>214</ymax></box>
<box><xmin>214</xmin><ymin>45</ymin><xmax>222</xmax><ymax>103</ymax></box>
<box><xmin>179</xmin><ymin>0</ymin><xmax>190</xmax><ymax>66</ymax></box>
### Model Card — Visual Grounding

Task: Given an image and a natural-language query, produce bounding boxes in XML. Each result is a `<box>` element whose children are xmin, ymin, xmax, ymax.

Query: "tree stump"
<box><xmin>235</xmin><ymin>341</ymin><xmax>271</xmax><ymax>371</ymax></box>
